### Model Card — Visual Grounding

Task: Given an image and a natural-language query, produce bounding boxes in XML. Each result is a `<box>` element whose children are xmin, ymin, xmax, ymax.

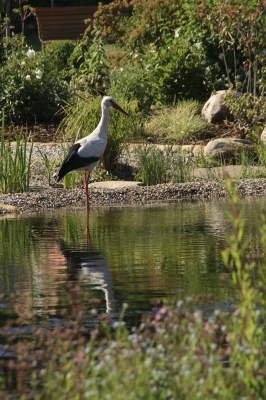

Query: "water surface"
<box><xmin>0</xmin><ymin>197</ymin><xmax>265</xmax><ymax>325</ymax></box>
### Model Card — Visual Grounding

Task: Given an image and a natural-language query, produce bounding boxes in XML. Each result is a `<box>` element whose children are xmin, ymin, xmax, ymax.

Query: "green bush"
<box><xmin>42</xmin><ymin>40</ymin><xmax>76</xmax><ymax>79</ymax></box>
<box><xmin>91</xmin><ymin>0</ymin><xmax>229</xmax><ymax>103</ymax></box>
<box><xmin>224</xmin><ymin>92</ymin><xmax>266</xmax><ymax>139</ymax></box>
<box><xmin>67</xmin><ymin>35</ymin><xmax>91</xmax><ymax>70</ymax></box>
<box><xmin>68</xmin><ymin>30</ymin><xmax>110</xmax><ymax>94</ymax></box>
<box><xmin>0</xmin><ymin>35</ymin><xmax>69</xmax><ymax>124</ymax></box>
<box><xmin>110</xmin><ymin>61</ymin><xmax>154</xmax><ymax>113</ymax></box>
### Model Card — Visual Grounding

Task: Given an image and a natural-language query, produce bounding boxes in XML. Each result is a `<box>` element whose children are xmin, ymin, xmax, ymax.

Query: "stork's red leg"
<box><xmin>84</xmin><ymin>172</ymin><xmax>90</xmax><ymax>211</ymax></box>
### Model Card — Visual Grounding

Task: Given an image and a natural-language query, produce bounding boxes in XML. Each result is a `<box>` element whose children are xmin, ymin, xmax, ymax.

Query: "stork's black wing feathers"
<box><xmin>54</xmin><ymin>143</ymin><xmax>100</xmax><ymax>182</ymax></box>
<box><xmin>63</xmin><ymin>143</ymin><xmax>81</xmax><ymax>163</ymax></box>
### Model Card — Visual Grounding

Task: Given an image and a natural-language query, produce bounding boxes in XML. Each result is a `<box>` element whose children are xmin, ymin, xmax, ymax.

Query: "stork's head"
<box><xmin>102</xmin><ymin>96</ymin><xmax>129</xmax><ymax>116</ymax></box>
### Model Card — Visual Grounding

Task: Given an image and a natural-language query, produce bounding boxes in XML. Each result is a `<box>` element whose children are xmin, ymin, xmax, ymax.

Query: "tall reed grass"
<box><xmin>136</xmin><ymin>146</ymin><xmax>167</xmax><ymax>185</ymax></box>
<box><xmin>136</xmin><ymin>145</ymin><xmax>192</xmax><ymax>185</ymax></box>
<box><xmin>0</xmin><ymin>115</ymin><xmax>33</xmax><ymax>193</ymax></box>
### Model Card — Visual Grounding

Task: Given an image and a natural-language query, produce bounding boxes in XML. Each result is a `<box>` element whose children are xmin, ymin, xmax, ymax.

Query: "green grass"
<box><xmin>25</xmin><ymin>35</ymin><xmax>42</xmax><ymax>52</ymax></box>
<box><xmin>104</xmin><ymin>43</ymin><xmax>119</xmax><ymax>54</ymax></box>
<box><xmin>145</xmin><ymin>100</ymin><xmax>210</xmax><ymax>144</ymax></box>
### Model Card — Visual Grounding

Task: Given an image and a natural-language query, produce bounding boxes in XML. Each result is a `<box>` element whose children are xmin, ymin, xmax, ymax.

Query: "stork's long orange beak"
<box><xmin>113</xmin><ymin>103</ymin><xmax>129</xmax><ymax>116</ymax></box>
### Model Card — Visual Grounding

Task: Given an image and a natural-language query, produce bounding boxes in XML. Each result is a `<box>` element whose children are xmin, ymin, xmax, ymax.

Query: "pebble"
<box><xmin>1</xmin><ymin>145</ymin><xmax>266</xmax><ymax>214</ymax></box>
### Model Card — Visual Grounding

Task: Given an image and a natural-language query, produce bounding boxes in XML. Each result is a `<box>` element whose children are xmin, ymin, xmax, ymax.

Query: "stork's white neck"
<box><xmin>97</xmin><ymin>102</ymin><xmax>110</xmax><ymax>139</ymax></box>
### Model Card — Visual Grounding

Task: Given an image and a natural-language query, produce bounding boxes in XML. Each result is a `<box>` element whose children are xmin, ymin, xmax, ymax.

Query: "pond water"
<box><xmin>0</xmin><ymin>197</ymin><xmax>265</xmax><ymax>327</ymax></box>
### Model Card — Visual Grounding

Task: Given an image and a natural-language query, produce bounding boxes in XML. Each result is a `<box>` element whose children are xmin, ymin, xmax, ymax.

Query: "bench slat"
<box><xmin>34</xmin><ymin>6</ymin><xmax>129</xmax><ymax>44</ymax></box>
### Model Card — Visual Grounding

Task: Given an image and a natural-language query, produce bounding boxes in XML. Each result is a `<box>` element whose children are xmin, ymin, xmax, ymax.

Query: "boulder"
<box><xmin>204</xmin><ymin>138</ymin><xmax>257</xmax><ymax>162</ymax></box>
<box><xmin>261</xmin><ymin>126</ymin><xmax>266</xmax><ymax>145</ymax></box>
<box><xmin>202</xmin><ymin>90</ymin><xmax>239</xmax><ymax>123</ymax></box>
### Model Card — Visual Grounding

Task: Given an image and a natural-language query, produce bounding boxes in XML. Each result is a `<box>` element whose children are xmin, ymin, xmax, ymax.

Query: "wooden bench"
<box><xmin>34</xmin><ymin>6</ymin><xmax>99</xmax><ymax>43</ymax></box>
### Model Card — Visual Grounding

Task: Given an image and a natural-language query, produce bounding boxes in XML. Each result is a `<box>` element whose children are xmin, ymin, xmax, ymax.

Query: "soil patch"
<box><xmin>4</xmin><ymin>120</ymin><xmax>237</xmax><ymax>145</ymax></box>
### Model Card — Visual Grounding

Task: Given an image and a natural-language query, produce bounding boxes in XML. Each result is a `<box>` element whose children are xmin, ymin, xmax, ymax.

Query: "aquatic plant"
<box><xmin>136</xmin><ymin>145</ymin><xmax>193</xmax><ymax>185</ymax></box>
<box><xmin>37</xmin><ymin>147</ymin><xmax>57</xmax><ymax>186</ymax></box>
<box><xmin>0</xmin><ymin>114</ymin><xmax>33</xmax><ymax>193</ymax></box>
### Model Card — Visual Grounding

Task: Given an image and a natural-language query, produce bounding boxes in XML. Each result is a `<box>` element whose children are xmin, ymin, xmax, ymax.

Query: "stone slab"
<box><xmin>89</xmin><ymin>181</ymin><xmax>143</xmax><ymax>189</ymax></box>
<box><xmin>191</xmin><ymin>165</ymin><xmax>265</xmax><ymax>180</ymax></box>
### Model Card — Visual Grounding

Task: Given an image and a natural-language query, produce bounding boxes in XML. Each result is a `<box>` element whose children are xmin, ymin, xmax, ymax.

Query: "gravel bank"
<box><xmin>1</xmin><ymin>144</ymin><xmax>266</xmax><ymax>214</ymax></box>
<box><xmin>1</xmin><ymin>178</ymin><xmax>266</xmax><ymax>214</ymax></box>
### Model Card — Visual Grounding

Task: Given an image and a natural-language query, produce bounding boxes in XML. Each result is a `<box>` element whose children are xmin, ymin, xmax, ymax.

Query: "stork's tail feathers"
<box><xmin>53</xmin><ymin>171</ymin><xmax>61</xmax><ymax>182</ymax></box>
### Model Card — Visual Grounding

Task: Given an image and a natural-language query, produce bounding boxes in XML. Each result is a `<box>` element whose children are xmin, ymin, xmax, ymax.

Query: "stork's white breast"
<box><xmin>77</xmin><ymin>136</ymin><xmax>107</xmax><ymax>159</ymax></box>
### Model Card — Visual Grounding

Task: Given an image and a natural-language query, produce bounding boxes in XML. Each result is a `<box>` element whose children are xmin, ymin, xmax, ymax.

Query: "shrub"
<box><xmin>0</xmin><ymin>35</ymin><xmax>69</xmax><ymax>124</ymax></box>
<box><xmin>42</xmin><ymin>40</ymin><xmax>76</xmax><ymax>79</ymax></box>
<box><xmin>67</xmin><ymin>35</ymin><xmax>91</xmax><ymax>70</ymax></box>
<box><xmin>224</xmin><ymin>92</ymin><xmax>266</xmax><ymax>139</ymax></box>
<box><xmin>109</xmin><ymin>60</ymin><xmax>154</xmax><ymax>113</ymax></box>
<box><xmin>199</xmin><ymin>0</ymin><xmax>266</xmax><ymax>96</ymax></box>
<box><xmin>68</xmin><ymin>30</ymin><xmax>110</xmax><ymax>94</ymax></box>
<box><xmin>87</xmin><ymin>0</ymin><xmax>228</xmax><ymax>103</ymax></box>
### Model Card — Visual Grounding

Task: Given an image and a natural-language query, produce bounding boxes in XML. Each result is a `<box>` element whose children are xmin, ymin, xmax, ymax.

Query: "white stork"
<box><xmin>53</xmin><ymin>96</ymin><xmax>129</xmax><ymax>210</ymax></box>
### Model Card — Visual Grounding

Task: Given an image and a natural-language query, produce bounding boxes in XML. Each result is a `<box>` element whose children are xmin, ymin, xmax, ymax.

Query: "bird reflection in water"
<box><xmin>59</xmin><ymin>239</ymin><xmax>115</xmax><ymax>315</ymax></box>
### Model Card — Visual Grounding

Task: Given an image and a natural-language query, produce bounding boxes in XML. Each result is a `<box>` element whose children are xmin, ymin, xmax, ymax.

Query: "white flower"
<box><xmin>194</xmin><ymin>42</ymin><xmax>202</xmax><ymax>49</ymax></box>
<box><xmin>25</xmin><ymin>75</ymin><xmax>31</xmax><ymax>81</ymax></box>
<box><xmin>21</xmin><ymin>61</ymin><xmax>26</xmax><ymax>67</ymax></box>
<box><xmin>55</xmin><ymin>93</ymin><xmax>61</xmax><ymax>103</ymax></box>
<box><xmin>205</xmin><ymin>67</ymin><xmax>210</xmax><ymax>74</ymax></box>
<box><xmin>174</xmin><ymin>28</ymin><xmax>180</xmax><ymax>38</ymax></box>
<box><xmin>27</xmin><ymin>49</ymin><xmax>36</xmax><ymax>59</ymax></box>
<box><xmin>218</xmin><ymin>53</ymin><xmax>224</xmax><ymax>60</ymax></box>
<box><xmin>36</xmin><ymin>70</ymin><xmax>43</xmax><ymax>79</ymax></box>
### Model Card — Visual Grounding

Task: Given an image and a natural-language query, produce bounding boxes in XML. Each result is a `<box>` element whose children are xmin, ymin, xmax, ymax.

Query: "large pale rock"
<box><xmin>261</xmin><ymin>126</ymin><xmax>266</xmax><ymax>145</ymax></box>
<box><xmin>202</xmin><ymin>90</ymin><xmax>239</xmax><ymax>123</ymax></box>
<box><xmin>204</xmin><ymin>138</ymin><xmax>256</xmax><ymax>162</ymax></box>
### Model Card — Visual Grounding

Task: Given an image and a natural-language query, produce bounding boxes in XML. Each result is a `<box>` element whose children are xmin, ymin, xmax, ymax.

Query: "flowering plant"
<box><xmin>0</xmin><ymin>35</ymin><xmax>69</xmax><ymax>124</ymax></box>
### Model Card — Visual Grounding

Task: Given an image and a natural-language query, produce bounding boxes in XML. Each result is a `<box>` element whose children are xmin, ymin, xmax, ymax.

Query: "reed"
<box><xmin>0</xmin><ymin>114</ymin><xmax>33</xmax><ymax>193</ymax></box>
<box><xmin>136</xmin><ymin>145</ymin><xmax>193</xmax><ymax>185</ymax></box>
<box><xmin>136</xmin><ymin>145</ymin><xmax>167</xmax><ymax>185</ymax></box>
<box><xmin>167</xmin><ymin>149</ymin><xmax>192</xmax><ymax>183</ymax></box>
<box><xmin>37</xmin><ymin>147</ymin><xmax>57</xmax><ymax>186</ymax></box>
